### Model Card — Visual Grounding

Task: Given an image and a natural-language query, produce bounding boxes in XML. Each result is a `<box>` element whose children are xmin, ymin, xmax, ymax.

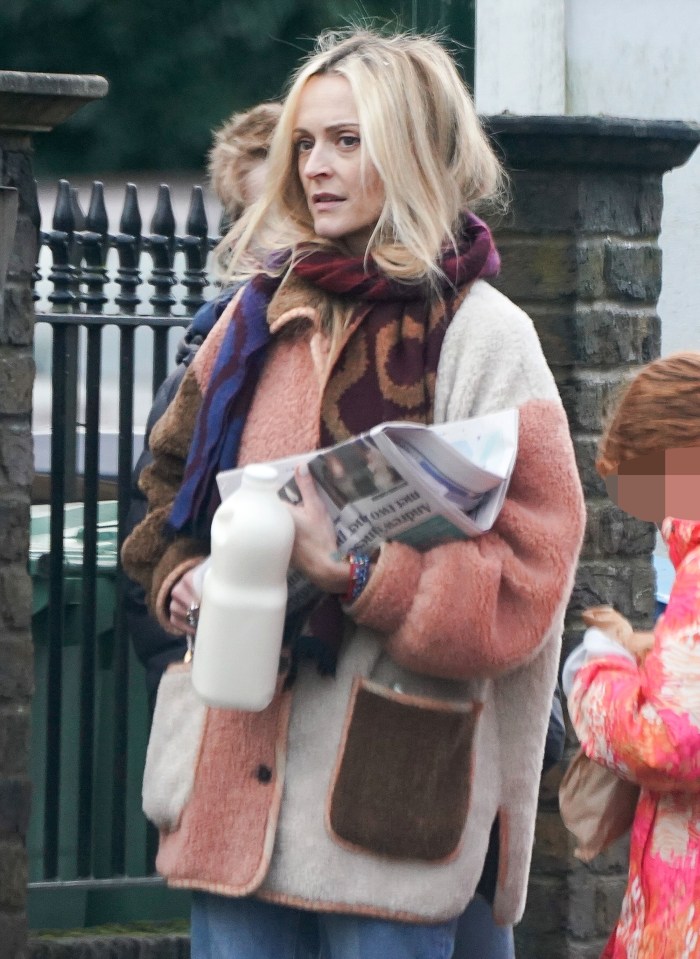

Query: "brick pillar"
<box><xmin>484</xmin><ymin>115</ymin><xmax>700</xmax><ymax>958</ymax></box>
<box><xmin>0</xmin><ymin>71</ymin><xmax>107</xmax><ymax>959</ymax></box>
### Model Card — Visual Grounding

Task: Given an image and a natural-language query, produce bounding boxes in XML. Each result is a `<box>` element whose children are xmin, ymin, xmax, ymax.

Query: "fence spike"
<box><xmin>119</xmin><ymin>182</ymin><xmax>142</xmax><ymax>237</ymax></box>
<box><xmin>180</xmin><ymin>186</ymin><xmax>210</xmax><ymax>314</ymax></box>
<box><xmin>70</xmin><ymin>188</ymin><xmax>86</xmax><ymax>232</ymax></box>
<box><xmin>78</xmin><ymin>181</ymin><xmax>109</xmax><ymax>313</ymax></box>
<box><xmin>146</xmin><ymin>184</ymin><xmax>176</xmax><ymax>316</ymax></box>
<box><xmin>86</xmin><ymin>181</ymin><xmax>108</xmax><ymax>236</ymax></box>
<box><xmin>151</xmin><ymin>183</ymin><xmax>175</xmax><ymax>238</ymax></box>
<box><xmin>186</xmin><ymin>186</ymin><xmax>208</xmax><ymax>238</ymax></box>
<box><xmin>114</xmin><ymin>183</ymin><xmax>143</xmax><ymax>315</ymax></box>
<box><xmin>46</xmin><ymin>180</ymin><xmax>78</xmax><ymax>312</ymax></box>
<box><xmin>53</xmin><ymin>180</ymin><xmax>74</xmax><ymax>234</ymax></box>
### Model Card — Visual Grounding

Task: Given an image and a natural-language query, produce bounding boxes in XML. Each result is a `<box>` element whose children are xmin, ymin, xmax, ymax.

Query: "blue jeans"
<box><xmin>190</xmin><ymin>892</ymin><xmax>459</xmax><ymax>959</ymax></box>
<box><xmin>452</xmin><ymin>895</ymin><xmax>515</xmax><ymax>959</ymax></box>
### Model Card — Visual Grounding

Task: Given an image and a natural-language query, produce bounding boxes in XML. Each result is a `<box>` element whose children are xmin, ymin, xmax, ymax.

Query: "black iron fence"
<box><xmin>29</xmin><ymin>178</ymin><xmax>221</xmax><ymax>929</ymax></box>
<box><xmin>37</xmin><ymin>177</ymin><xmax>223</xmax><ymax>316</ymax></box>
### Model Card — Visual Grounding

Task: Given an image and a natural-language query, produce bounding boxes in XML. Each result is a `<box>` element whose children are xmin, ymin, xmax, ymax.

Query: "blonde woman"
<box><xmin>123</xmin><ymin>28</ymin><xmax>585</xmax><ymax>959</ymax></box>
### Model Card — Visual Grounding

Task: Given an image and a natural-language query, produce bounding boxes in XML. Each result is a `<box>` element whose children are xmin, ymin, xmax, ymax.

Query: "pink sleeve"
<box><xmin>348</xmin><ymin>398</ymin><xmax>586</xmax><ymax>678</ymax></box>
<box><xmin>568</xmin><ymin>563</ymin><xmax>700</xmax><ymax>791</ymax></box>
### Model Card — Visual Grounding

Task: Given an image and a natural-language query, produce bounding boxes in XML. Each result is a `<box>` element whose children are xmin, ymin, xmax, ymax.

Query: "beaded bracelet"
<box><xmin>341</xmin><ymin>551</ymin><xmax>371</xmax><ymax>604</ymax></box>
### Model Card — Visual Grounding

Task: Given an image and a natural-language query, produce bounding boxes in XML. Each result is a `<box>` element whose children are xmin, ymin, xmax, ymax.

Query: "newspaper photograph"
<box><xmin>217</xmin><ymin>408</ymin><xmax>519</xmax><ymax>612</ymax></box>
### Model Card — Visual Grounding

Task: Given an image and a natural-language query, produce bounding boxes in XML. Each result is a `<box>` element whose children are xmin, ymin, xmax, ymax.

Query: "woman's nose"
<box><xmin>302</xmin><ymin>142</ymin><xmax>331</xmax><ymax>179</ymax></box>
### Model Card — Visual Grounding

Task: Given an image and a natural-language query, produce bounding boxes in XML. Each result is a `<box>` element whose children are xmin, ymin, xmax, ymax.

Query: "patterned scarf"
<box><xmin>169</xmin><ymin>212</ymin><xmax>500</xmax><ymax>537</ymax></box>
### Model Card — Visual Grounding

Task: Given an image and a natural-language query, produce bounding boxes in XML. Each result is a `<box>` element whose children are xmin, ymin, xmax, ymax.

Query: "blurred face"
<box><xmin>605</xmin><ymin>447</ymin><xmax>700</xmax><ymax>524</ymax></box>
<box><xmin>293</xmin><ymin>73</ymin><xmax>385</xmax><ymax>256</ymax></box>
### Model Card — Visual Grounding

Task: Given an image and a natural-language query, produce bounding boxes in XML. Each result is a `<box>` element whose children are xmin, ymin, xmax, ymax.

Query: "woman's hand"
<box><xmin>169</xmin><ymin>567</ymin><xmax>200</xmax><ymax>635</ymax></box>
<box><xmin>287</xmin><ymin>465</ymin><xmax>349</xmax><ymax>594</ymax></box>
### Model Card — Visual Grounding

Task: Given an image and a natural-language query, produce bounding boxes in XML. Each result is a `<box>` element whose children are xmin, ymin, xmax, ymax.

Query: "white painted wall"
<box><xmin>566</xmin><ymin>0</ymin><xmax>700</xmax><ymax>356</ymax></box>
<box><xmin>475</xmin><ymin>0</ymin><xmax>566</xmax><ymax>115</ymax></box>
<box><xmin>475</xmin><ymin>0</ymin><xmax>700</xmax><ymax>355</ymax></box>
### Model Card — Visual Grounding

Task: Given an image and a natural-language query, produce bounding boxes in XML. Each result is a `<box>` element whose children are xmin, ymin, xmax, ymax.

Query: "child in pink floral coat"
<box><xmin>564</xmin><ymin>352</ymin><xmax>700</xmax><ymax>959</ymax></box>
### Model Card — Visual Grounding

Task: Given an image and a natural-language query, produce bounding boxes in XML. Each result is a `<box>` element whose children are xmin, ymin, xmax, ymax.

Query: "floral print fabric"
<box><xmin>569</xmin><ymin>518</ymin><xmax>700</xmax><ymax>959</ymax></box>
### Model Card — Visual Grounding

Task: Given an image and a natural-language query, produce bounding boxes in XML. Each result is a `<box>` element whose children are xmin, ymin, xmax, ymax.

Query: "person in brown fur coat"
<box><xmin>208</xmin><ymin>102</ymin><xmax>283</xmax><ymax>224</ymax></box>
<box><xmin>125</xmin><ymin>100</ymin><xmax>282</xmax><ymax>712</ymax></box>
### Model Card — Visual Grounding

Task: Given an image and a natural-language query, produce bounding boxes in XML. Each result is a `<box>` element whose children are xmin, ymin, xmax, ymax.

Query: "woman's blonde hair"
<box><xmin>596</xmin><ymin>351</ymin><xmax>700</xmax><ymax>477</ymax></box>
<box><xmin>218</xmin><ymin>28</ymin><xmax>507</xmax><ymax>284</ymax></box>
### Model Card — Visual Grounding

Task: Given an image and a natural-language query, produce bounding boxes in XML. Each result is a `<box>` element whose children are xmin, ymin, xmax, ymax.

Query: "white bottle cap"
<box><xmin>240</xmin><ymin>463</ymin><xmax>279</xmax><ymax>489</ymax></box>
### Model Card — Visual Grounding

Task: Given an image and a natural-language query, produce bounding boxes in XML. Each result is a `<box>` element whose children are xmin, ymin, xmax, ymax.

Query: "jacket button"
<box><xmin>256</xmin><ymin>764</ymin><xmax>273</xmax><ymax>784</ymax></box>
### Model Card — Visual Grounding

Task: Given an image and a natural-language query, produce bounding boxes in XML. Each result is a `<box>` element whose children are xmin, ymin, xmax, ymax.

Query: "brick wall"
<box><xmin>487</xmin><ymin>116</ymin><xmax>700</xmax><ymax>958</ymax></box>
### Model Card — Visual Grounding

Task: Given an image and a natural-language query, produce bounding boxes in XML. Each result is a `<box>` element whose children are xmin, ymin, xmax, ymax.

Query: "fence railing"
<box><xmin>29</xmin><ymin>178</ymin><xmax>219</xmax><ymax>929</ymax></box>
<box><xmin>36</xmin><ymin>177</ymin><xmax>225</xmax><ymax>318</ymax></box>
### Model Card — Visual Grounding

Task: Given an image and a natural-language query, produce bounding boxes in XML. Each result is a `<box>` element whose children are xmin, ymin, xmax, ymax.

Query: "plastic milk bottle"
<box><xmin>192</xmin><ymin>464</ymin><xmax>295</xmax><ymax>711</ymax></box>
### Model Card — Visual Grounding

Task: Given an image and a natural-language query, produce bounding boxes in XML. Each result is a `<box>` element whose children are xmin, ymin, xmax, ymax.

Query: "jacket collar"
<box><xmin>661</xmin><ymin>517</ymin><xmax>700</xmax><ymax>569</ymax></box>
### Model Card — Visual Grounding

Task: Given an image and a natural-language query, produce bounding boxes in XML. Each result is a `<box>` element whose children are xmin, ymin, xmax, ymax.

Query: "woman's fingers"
<box><xmin>289</xmin><ymin>466</ymin><xmax>336</xmax><ymax>542</ymax></box>
<box><xmin>286</xmin><ymin>465</ymin><xmax>348</xmax><ymax>592</ymax></box>
<box><xmin>293</xmin><ymin>464</ymin><xmax>325</xmax><ymax>513</ymax></box>
<box><xmin>169</xmin><ymin>568</ymin><xmax>199</xmax><ymax>634</ymax></box>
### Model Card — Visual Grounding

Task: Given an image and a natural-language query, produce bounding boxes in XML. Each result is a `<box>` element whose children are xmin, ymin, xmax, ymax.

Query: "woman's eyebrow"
<box><xmin>293</xmin><ymin>122</ymin><xmax>360</xmax><ymax>135</ymax></box>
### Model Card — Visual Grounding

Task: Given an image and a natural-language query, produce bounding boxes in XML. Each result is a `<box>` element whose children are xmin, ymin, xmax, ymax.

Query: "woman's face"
<box><xmin>293</xmin><ymin>73</ymin><xmax>385</xmax><ymax>256</ymax></box>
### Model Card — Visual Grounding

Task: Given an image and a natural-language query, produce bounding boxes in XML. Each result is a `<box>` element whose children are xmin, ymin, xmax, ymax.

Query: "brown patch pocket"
<box><xmin>327</xmin><ymin>677</ymin><xmax>481</xmax><ymax>862</ymax></box>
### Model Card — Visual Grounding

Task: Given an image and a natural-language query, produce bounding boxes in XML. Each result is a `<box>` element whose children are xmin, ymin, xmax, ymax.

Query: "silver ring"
<box><xmin>185</xmin><ymin>602</ymin><xmax>200</xmax><ymax>630</ymax></box>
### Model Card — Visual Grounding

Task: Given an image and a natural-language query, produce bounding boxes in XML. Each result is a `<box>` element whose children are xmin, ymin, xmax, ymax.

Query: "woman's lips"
<box><xmin>313</xmin><ymin>193</ymin><xmax>344</xmax><ymax>207</ymax></box>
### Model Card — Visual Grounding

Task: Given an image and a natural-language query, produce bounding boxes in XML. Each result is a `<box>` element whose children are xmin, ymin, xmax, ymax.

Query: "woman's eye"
<box><xmin>296</xmin><ymin>138</ymin><xmax>313</xmax><ymax>154</ymax></box>
<box><xmin>338</xmin><ymin>134</ymin><xmax>360</xmax><ymax>149</ymax></box>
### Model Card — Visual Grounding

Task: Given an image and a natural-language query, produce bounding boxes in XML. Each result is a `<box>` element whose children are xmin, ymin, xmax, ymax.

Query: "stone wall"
<box><xmin>486</xmin><ymin>115</ymin><xmax>700</xmax><ymax>958</ymax></box>
<box><xmin>0</xmin><ymin>137</ymin><xmax>35</xmax><ymax>959</ymax></box>
<box><xmin>0</xmin><ymin>71</ymin><xmax>107</xmax><ymax>959</ymax></box>
<box><xmin>28</xmin><ymin>931</ymin><xmax>189</xmax><ymax>959</ymax></box>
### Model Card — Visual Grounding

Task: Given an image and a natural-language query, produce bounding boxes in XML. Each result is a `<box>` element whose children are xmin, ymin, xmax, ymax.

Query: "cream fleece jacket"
<box><xmin>124</xmin><ymin>279</ymin><xmax>585</xmax><ymax>925</ymax></box>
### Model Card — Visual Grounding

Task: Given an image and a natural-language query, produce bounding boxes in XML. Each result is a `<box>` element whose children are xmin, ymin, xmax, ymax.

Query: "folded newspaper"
<box><xmin>217</xmin><ymin>408</ymin><xmax>518</xmax><ymax>613</ymax></box>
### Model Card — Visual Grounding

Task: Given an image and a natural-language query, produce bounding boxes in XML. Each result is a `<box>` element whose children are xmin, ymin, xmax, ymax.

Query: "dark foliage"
<box><xmin>0</xmin><ymin>0</ymin><xmax>474</xmax><ymax>174</ymax></box>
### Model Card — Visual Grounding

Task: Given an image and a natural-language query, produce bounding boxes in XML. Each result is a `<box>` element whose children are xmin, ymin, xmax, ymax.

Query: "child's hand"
<box><xmin>581</xmin><ymin>606</ymin><xmax>654</xmax><ymax>663</ymax></box>
<box><xmin>581</xmin><ymin>605</ymin><xmax>634</xmax><ymax>644</ymax></box>
<box><xmin>620</xmin><ymin>630</ymin><xmax>655</xmax><ymax>664</ymax></box>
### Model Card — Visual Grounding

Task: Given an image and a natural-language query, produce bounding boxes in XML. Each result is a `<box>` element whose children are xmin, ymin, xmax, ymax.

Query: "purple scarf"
<box><xmin>169</xmin><ymin>213</ymin><xmax>499</xmax><ymax>536</ymax></box>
